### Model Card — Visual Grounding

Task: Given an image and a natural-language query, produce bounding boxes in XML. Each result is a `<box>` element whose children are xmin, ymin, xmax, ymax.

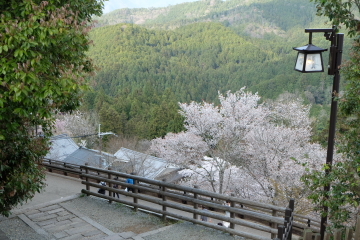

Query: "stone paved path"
<box><xmin>2</xmin><ymin>195</ymin><xmax>141</xmax><ymax>240</ymax></box>
<box><xmin>22</xmin><ymin>203</ymin><xmax>109</xmax><ymax>240</ymax></box>
<box><xmin>0</xmin><ymin>174</ymin><xmax>171</xmax><ymax>240</ymax></box>
<box><xmin>15</xmin><ymin>201</ymin><xmax>112</xmax><ymax>240</ymax></box>
<box><xmin>0</xmin><ymin>173</ymin><xmax>280</xmax><ymax>240</ymax></box>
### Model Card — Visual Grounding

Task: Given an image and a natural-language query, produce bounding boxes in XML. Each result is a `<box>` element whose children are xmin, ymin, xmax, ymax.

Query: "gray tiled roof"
<box><xmin>114</xmin><ymin>147</ymin><xmax>180</xmax><ymax>180</ymax></box>
<box><xmin>45</xmin><ymin>134</ymin><xmax>79</xmax><ymax>161</ymax></box>
<box><xmin>63</xmin><ymin>147</ymin><xmax>117</xmax><ymax>168</ymax></box>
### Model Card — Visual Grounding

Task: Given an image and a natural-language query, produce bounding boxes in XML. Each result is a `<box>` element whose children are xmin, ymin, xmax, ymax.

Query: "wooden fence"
<box><xmin>299</xmin><ymin>215</ymin><xmax>360</xmax><ymax>240</ymax></box>
<box><xmin>43</xmin><ymin>158</ymin><xmax>83</xmax><ymax>176</ymax></box>
<box><xmin>81</xmin><ymin>164</ymin><xmax>296</xmax><ymax>240</ymax></box>
<box><xmin>43</xmin><ymin>159</ymin><xmax>299</xmax><ymax>240</ymax></box>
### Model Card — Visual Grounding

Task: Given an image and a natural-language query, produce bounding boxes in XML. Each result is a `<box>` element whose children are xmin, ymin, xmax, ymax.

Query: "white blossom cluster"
<box><xmin>149</xmin><ymin>88</ymin><xmax>327</xmax><ymax>208</ymax></box>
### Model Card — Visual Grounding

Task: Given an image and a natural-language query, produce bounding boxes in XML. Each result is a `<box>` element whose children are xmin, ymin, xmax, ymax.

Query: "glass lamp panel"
<box><xmin>295</xmin><ymin>53</ymin><xmax>304</xmax><ymax>71</ymax></box>
<box><xmin>305</xmin><ymin>53</ymin><xmax>323</xmax><ymax>72</ymax></box>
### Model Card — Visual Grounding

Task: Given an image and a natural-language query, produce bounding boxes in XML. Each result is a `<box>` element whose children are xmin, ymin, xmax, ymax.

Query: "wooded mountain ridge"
<box><xmin>82</xmin><ymin>0</ymin><xmax>348</xmax><ymax>140</ymax></box>
<box><xmin>96</xmin><ymin>0</ymin><xmax>317</xmax><ymax>38</ymax></box>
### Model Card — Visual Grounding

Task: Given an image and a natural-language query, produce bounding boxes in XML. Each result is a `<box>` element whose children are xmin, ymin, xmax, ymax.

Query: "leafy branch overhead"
<box><xmin>311</xmin><ymin>0</ymin><xmax>360</xmax><ymax>37</ymax></box>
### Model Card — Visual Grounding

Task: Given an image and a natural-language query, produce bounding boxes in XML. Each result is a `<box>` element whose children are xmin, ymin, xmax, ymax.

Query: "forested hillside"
<box><xmin>95</xmin><ymin>0</ymin><xmax>318</xmax><ymax>37</ymax></box>
<box><xmin>81</xmin><ymin>0</ymin><xmax>349</xmax><ymax>140</ymax></box>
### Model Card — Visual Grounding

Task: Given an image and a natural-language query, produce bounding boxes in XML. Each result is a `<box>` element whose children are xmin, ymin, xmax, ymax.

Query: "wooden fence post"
<box><xmin>333</xmin><ymin>230</ymin><xmax>341</xmax><ymax>240</ymax></box>
<box><xmin>271</xmin><ymin>209</ymin><xmax>278</xmax><ymax>239</ymax></box>
<box><xmin>324</xmin><ymin>232</ymin><xmax>331</xmax><ymax>240</ymax></box>
<box><xmin>288</xmin><ymin>198</ymin><xmax>295</xmax><ymax>240</ymax></box>
<box><xmin>63</xmin><ymin>163</ymin><xmax>67</xmax><ymax>176</ymax></box>
<box><xmin>158</xmin><ymin>184</ymin><xmax>162</xmax><ymax>198</ymax></box>
<box><xmin>240</xmin><ymin>204</ymin><xmax>244</xmax><ymax>219</ymax></box>
<box><xmin>193</xmin><ymin>185</ymin><xmax>199</xmax><ymax>221</ymax></box>
<box><xmin>49</xmin><ymin>160</ymin><xmax>53</xmax><ymax>172</ymax></box>
<box><xmin>80</xmin><ymin>165</ymin><xmax>83</xmax><ymax>180</ymax></box>
<box><xmin>133</xmin><ymin>174</ymin><xmax>138</xmax><ymax>212</ymax></box>
<box><xmin>162</xmin><ymin>179</ymin><xmax>167</xmax><ymax>222</ymax></box>
<box><xmin>209</xmin><ymin>197</ymin><xmax>215</xmax><ymax>211</ymax></box>
<box><xmin>354</xmin><ymin>215</ymin><xmax>360</xmax><ymax>240</ymax></box>
<box><xmin>182</xmin><ymin>191</ymin><xmax>187</xmax><ymax>204</ymax></box>
<box><xmin>288</xmin><ymin>198</ymin><xmax>295</xmax><ymax>211</ymax></box>
<box><xmin>314</xmin><ymin>233</ymin><xmax>321</xmax><ymax>240</ymax></box>
<box><xmin>345</xmin><ymin>228</ymin><xmax>353</xmax><ymax>240</ymax></box>
<box><xmin>230</xmin><ymin>193</ymin><xmax>235</xmax><ymax>233</ymax></box>
<box><xmin>284</xmin><ymin>208</ymin><xmax>292</xmax><ymax>240</ymax></box>
<box><xmin>85</xmin><ymin>163</ymin><xmax>89</xmax><ymax>196</ymax></box>
<box><xmin>302</xmin><ymin>229</ymin><xmax>313</xmax><ymax>240</ymax></box>
<box><xmin>278</xmin><ymin>225</ymin><xmax>285</xmax><ymax>240</ymax></box>
<box><xmin>108</xmin><ymin>167</ymin><xmax>112</xmax><ymax>204</ymax></box>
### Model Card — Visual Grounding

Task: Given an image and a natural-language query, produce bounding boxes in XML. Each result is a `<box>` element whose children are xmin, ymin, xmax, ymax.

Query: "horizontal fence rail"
<box><xmin>43</xmin><ymin>158</ymin><xmax>84</xmax><ymax>177</ymax></box>
<box><xmin>42</xmin><ymin>159</ymin><xmax>319</xmax><ymax>240</ymax></box>
<box><xmin>80</xmin><ymin>165</ymin><xmax>294</xmax><ymax>240</ymax></box>
<box><xmin>299</xmin><ymin>215</ymin><xmax>360</xmax><ymax>240</ymax></box>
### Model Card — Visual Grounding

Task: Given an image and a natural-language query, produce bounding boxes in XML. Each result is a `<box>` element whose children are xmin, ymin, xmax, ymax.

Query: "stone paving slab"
<box><xmin>0</xmin><ymin>229</ymin><xmax>10</xmax><ymax>240</ymax></box>
<box><xmin>22</xmin><ymin>202</ymin><xmax>111</xmax><ymax>239</ymax></box>
<box><xmin>119</xmin><ymin>231</ymin><xmax>136</xmax><ymax>239</ymax></box>
<box><xmin>4</xmin><ymin>195</ymin><xmax>145</xmax><ymax>240</ymax></box>
<box><xmin>102</xmin><ymin>234</ymin><xmax>126</xmax><ymax>240</ymax></box>
<box><xmin>3</xmin><ymin>174</ymin><xmax>179</xmax><ymax>240</ymax></box>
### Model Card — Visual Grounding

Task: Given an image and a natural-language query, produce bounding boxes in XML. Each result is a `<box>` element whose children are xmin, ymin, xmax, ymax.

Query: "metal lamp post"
<box><xmin>293</xmin><ymin>26</ymin><xmax>344</xmax><ymax>240</ymax></box>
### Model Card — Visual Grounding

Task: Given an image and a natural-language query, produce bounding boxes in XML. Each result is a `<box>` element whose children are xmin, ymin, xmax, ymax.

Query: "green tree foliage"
<box><xmin>0</xmin><ymin>0</ymin><xmax>104</xmax><ymax>216</ymax></box>
<box><xmin>96</xmin><ymin>0</ymin><xmax>318</xmax><ymax>36</ymax></box>
<box><xmin>301</xmin><ymin>0</ymin><xmax>360</xmax><ymax>229</ymax></box>
<box><xmin>311</xmin><ymin>0</ymin><xmax>360</xmax><ymax>38</ymax></box>
<box><xmin>88</xmin><ymin>21</ymin><xmax>334</xmax><ymax>102</ymax></box>
<box><xmin>85</xmin><ymin>17</ymin><xmax>341</xmax><ymax>139</ymax></box>
<box><xmin>89</xmin><ymin>86</ymin><xmax>185</xmax><ymax>140</ymax></box>
<box><xmin>83</xmin><ymin>0</ymin><xmax>352</xmax><ymax>141</ymax></box>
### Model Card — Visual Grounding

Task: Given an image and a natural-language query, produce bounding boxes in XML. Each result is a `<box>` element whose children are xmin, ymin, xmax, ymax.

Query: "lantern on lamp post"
<box><xmin>293</xmin><ymin>44</ymin><xmax>327</xmax><ymax>72</ymax></box>
<box><xmin>293</xmin><ymin>26</ymin><xmax>344</xmax><ymax>240</ymax></box>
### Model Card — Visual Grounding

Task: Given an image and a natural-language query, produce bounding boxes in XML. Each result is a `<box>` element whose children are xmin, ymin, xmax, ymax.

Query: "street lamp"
<box><xmin>293</xmin><ymin>44</ymin><xmax>327</xmax><ymax>72</ymax></box>
<box><xmin>293</xmin><ymin>26</ymin><xmax>344</xmax><ymax>240</ymax></box>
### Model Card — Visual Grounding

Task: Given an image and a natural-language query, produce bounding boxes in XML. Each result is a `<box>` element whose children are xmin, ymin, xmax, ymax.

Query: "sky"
<box><xmin>103</xmin><ymin>0</ymin><xmax>199</xmax><ymax>14</ymax></box>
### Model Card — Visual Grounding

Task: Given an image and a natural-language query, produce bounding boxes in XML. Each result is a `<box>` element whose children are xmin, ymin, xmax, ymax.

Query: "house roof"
<box><xmin>63</xmin><ymin>147</ymin><xmax>117</xmax><ymax>168</ymax></box>
<box><xmin>155</xmin><ymin>168</ymin><xmax>183</xmax><ymax>183</ymax></box>
<box><xmin>45</xmin><ymin>134</ymin><xmax>79</xmax><ymax>161</ymax></box>
<box><xmin>114</xmin><ymin>147</ymin><xmax>180</xmax><ymax>180</ymax></box>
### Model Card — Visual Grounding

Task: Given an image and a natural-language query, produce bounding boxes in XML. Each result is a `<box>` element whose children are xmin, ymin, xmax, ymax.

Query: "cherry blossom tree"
<box><xmin>243</xmin><ymin>100</ymin><xmax>325</xmax><ymax>209</ymax></box>
<box><xmin>150</xmin><ymin>88</ymin><xmax>267</xmax><ymax>194</ymax></box>
<box><xmin>54</xmin><ymin>111</ymin><xmax>98</xmax><ymax>148</ymax></box>
<box><xmin>150</xmin><ymin>88</ymin><xmax>327</xmax><ymax>209</ymax></box>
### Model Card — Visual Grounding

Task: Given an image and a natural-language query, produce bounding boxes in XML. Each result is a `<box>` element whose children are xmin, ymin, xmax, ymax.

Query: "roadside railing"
<box><xmin>43</xmin><ymin>158</ymin><xmax>83</xmax><ymax>177</ymax></box>
<box><xmin>42</xmin><ymin>159</ymin><xmax>316</xmax><ymax>240</ymax></box>
<box><xmin>299</xmin><ymin>215</ymin><xmax>360</xmax><ymax>240</ymax></box>
<box><xmin>79</xmin><ymin>164</ymin><xmax>295</xmax><ymax>240</ymax></box>
<box><xmin>293</xmin><ymin>213</ymin><xmax>321</xmax><ymax>234</ymax></box>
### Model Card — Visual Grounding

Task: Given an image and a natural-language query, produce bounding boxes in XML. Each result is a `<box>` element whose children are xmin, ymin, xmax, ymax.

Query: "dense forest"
<box><xmin>80</xmin><ymin>0</ymin><xmax>351</xmax><ymax>141</ymax></box>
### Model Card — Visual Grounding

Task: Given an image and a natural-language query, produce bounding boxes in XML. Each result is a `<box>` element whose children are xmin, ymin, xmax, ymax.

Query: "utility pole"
<box><xmin>98</xmin><ymin>124</ymin><xmax>117</xmax><ymax>168</ymax></box>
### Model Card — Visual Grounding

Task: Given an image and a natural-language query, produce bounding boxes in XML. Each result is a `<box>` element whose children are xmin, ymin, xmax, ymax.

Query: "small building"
<box><xmin>45</xmin><ymin>134</ymin><xmax>79</xmax><ymax>161</ymax></box>
<box><xmin>63</xmin><ymin>147</ymin><xmax>117</xmax><ymax>169</ymax></box>
<box><xmin>113</xmin><ymin>147</ymin><xmax>182</xmax><ymax>183</ymax></box>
